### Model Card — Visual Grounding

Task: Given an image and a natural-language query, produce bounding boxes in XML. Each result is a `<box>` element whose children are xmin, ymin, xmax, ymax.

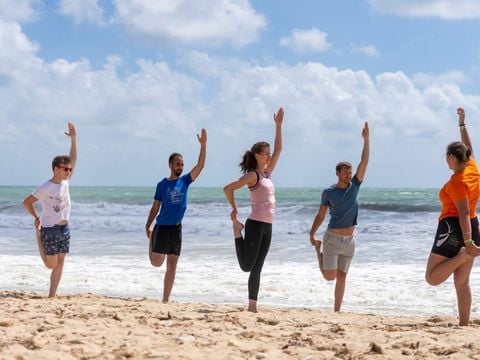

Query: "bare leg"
<box><xmin>36</xmin><ymin>228</ymin><xmax>47</xmax><ymax>266</ymax></box>
<box><xmin>48</xmin><ymin>253</ymin><xmax>66</xmax><ymax>298</ymax></box>
<box><xmin>163</xmin><ymin>255</ymin><xmax>179</xmax><ymax>302</ymax></box>
<box><xmin>233</xmin><ymin>220</ymin><xmax>244</xmax><ymax>239</ymax></box>
<box><xmin>426</xmin><ymin>248</ymin><xmax>471</xmax><ymax>286</ymax></box>
<box><xmin>454</xmin><ymin>258</ymin><xmax>475</xmax><ymax>326</ymax></box>
<box><xmin>314</xmin><ymin>243</ymin><xmax>326</xmax><ymax>278</ymax></box>
<box><xmin>149</xmin><ymin>239</ymin><xmax>166</xmax><ymax>267</ymax></box>
<box><xmin>248</xmin><ymin>299</ymin><xmax>257</xmax><ymax>313</ymax></box>
<box><xmin>334</xmin><ymin>270</ymin><xmax>347</xmax><ymax>312</ymax></box>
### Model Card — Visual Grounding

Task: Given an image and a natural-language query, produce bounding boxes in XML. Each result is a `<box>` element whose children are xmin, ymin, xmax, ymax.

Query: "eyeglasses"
<box><xmin>58</xmin><ymin>166</ymin><xmax>73</xmax><ymax>172</ymax></box>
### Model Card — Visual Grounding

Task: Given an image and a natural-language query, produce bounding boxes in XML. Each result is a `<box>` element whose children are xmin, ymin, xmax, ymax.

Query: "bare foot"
<box><xmin>233</xmin><ymin>220</ymin><xmax>244</xmax><ymax>238</ymax></box>
<box><xmin>458</xmin><ymin>247</ymin><xmax>473</xmax><ymax>262</ymax></box>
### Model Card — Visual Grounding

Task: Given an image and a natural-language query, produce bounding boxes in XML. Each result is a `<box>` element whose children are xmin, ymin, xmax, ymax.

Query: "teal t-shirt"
<box><xmin>321</xmin><ymin>175</ymin><xmax>362</xmax><ymax>228</ymax></box>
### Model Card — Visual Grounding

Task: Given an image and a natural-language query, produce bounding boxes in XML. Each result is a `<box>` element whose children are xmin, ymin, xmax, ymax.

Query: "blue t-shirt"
<box><xmin>154</xmin><ymin>173</ymin><xmax>193</xmax><ymax>225</ymax></box>
<box><xmin>321</xmin><ymin>175</ymin><xmax>362</xmax><ymax>229</ymax></box>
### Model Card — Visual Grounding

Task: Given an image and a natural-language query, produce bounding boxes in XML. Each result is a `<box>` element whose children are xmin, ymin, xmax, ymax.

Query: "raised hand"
<box><xmin>273</xmin><ymin>107</ymin><xmax>284</xmax><ymax>125</ymax></box>
<box><xmin>65</xmin><ymin>122</ymin><xmax>76</xmax><ymax>137</ymax></box>
<box><xmin>457</xmin><ymin>108</ymin><xmax>465</xmax><ymax>125</ymax></box>
<box><xmin>362</xmin><ymin>121</ymin><xmax>369</xmax><ymax>139</ymax></box>
<box><xmin>197</xmin><ymin>128</ymin><xmax>207</xmax><ymax>145</ymax></box>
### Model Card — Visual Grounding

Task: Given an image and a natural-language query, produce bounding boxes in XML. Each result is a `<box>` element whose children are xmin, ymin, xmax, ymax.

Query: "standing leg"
<box><xmin>163</xmin><ymin>254</ymin><xmax>179</xmax><ymax>302</ymax></box>
<box><xmin>453</xmin><ymin>258</ymin><xmax>475</xmax><ymax>326</ymax></box>
<box><xmin>334</xmin><ymin>270</ymin><xmax>347</xmax><ymax>312</ymax></box>
<box><xmin>48</xmin><ymin>253</ymin><xmax>66</xmax><ymax>298</ymax></box>
<box><xmin>247</xmin><ymin>225</ymin><xmax>272</xmax><ymax>312</ymax></box>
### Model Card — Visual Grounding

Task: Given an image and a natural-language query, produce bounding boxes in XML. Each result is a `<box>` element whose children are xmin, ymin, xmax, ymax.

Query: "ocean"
<box><xmin>1</xmin><ymin>185</ymin><xmax>479</xmax><ymax>317</ymax></box>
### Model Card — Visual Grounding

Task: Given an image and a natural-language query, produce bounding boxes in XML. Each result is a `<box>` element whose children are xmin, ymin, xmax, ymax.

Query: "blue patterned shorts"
<box><xmin>41</xmin><ymin>225</ymin><xmax>70</xmax><ymax>256</ymax></box>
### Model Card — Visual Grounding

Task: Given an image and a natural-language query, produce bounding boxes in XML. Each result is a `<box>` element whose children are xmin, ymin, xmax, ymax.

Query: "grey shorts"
<box><xmin>41</xmin><ymin>224</ymin><xmax>70</xmax><ymax>256</ymax></box>
<box><xmin>322</xmin><ymin>231</ymin><xmax>355</xmax><ymax>273</ymax></box>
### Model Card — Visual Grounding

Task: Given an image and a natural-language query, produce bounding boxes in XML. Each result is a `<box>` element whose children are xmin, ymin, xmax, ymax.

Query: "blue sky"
<box><xmin>2</xmin><ymin>0</ymin><xmax>480</xmax><ymax>188</ymax></box>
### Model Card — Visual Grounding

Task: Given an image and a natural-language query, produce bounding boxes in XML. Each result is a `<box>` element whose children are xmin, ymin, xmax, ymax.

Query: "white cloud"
<box><xmin>112</xmin><ymin>0</ymin><xmax>266</xmax><ymax>47</ymax></box>
<box><xmin>412</xmin><ymin>70</ymin><xmax>466</xmax><ymax>87</ymax></box>
<box><xmin>58</xmin><ymin>0</ymin><xmax>105</xmax><ymax>25</ymax></box>
<box><xmin>1</xmin><ymin>23</ymin><xmax>479</xmax><ymax>187</ymax></box>
<box><xmin>0</xmin><ymin>0</ymin><xmax>39</xmax><ymax>22</ymax></box>
<box><xmin>351</xmin><ymin>45</ymin><xmax>379</xmax><ymax>57</ymax></box>
<box><xmin>279</xmin><ymin>28</ymin><xmax>331</xmax><ymax>54</ymax></box>
<box><xmin>368</xmin><ymin>0</ymin><xmax>480</xmax><ymax>19</ymax></box>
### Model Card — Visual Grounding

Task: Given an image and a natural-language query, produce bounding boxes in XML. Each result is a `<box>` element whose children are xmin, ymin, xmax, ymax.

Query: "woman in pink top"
<box><xmin>224</xmin><ymin>107</ymin><xmax>284</xmax><ymax>312</ymax></box>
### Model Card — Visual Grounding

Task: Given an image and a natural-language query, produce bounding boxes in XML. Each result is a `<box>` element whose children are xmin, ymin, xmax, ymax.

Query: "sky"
<box><xmin>2</xmin><ymin>0</ymin><xmax>480</xmax><ymax>188</ymax></box>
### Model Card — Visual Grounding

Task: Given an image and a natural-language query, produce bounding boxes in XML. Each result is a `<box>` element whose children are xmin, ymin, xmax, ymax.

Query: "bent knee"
<box><xmin>150</xmin><ymin>254</ymin><xmax>165</xmax><ymax>267</ymax></box>
<box><xmin>323</xmin><ymin>270</ymin><xmax>337</xmax><ymax>281</ymax></box>
<box><xmin>425</xmin><ymin>274</ymin><xmax>441</xmax><ymax>286</ymax></box>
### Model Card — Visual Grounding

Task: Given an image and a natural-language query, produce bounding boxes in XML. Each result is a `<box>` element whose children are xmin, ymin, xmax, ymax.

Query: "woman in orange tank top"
<box><xmin>426</xmin><ymin>108</ymin><xmax>480</xmax><ymax>326</ymax></box>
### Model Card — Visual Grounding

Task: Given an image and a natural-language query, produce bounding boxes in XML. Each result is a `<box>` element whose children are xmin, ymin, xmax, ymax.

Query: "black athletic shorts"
<box><xmin>431</xmin><ymin>216</ymin><xmax>480</xmax><ymax>258</ymax></box>
<box><xmin>151</xmin><ymin>224</ymin><xmax>182</xmax><ymax>256</ymax></box>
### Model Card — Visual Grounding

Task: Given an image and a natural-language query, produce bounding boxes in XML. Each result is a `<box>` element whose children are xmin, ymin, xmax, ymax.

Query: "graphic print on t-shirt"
<box><xmin>168</xmin><ymin>186</ymin><xmax>184</xmax><ymax>205</ymax></box>
<box><xmin>51</xmin><ymin>195</ymin><xmax>68</xmax><ymax>213</ymax></box>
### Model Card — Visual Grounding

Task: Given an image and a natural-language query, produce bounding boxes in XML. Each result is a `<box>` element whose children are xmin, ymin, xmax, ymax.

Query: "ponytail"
<box><xmin>239</xmin><ymin>141</ymin><xmax>270</xmax><ymax>174</ymax></box>
<box><xmin>446</xmin><ymin>141</ymin><xmax>471</xmax><ymax>163</ymax></box>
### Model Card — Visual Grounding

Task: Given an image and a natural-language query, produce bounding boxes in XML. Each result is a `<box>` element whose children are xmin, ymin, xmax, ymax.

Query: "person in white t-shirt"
<box><xmin>23</xmin><ymin>122</ymin><xmax>77</xmax><ymax>298</ymax></box>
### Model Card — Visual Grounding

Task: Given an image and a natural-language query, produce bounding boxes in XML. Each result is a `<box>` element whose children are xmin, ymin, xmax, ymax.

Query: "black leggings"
<box><xmin>235</xmin><ymin>218</ymin><xmax>272</xmax><ymax>301</ymax></box>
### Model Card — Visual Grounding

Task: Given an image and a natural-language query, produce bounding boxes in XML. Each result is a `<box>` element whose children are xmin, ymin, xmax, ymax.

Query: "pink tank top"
<box><xmin>248</xmin><ymin>171</ymin><xmax>276</xmax><ymax>224</ymax></box>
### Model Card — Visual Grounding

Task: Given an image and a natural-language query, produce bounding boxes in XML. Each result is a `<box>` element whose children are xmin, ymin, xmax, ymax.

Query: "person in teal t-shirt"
<box><xmin>309</xmin><ymin>122</ymin><xmax>369</xmax><ymax>312</ymax></box>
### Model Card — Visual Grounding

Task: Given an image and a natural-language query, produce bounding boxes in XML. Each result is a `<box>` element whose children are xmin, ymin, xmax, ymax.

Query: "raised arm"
<box><xmin>65</xmin><ymin>122</ymin><xmax>77</xmax><ymax>174</ymax></box>
<box><xmin>356</xmin><ymin>121</ymin><xmax>369</xmax><ymax>182</ymax></box>
<box><xmin>223</xmin><ymin>172</ymin><xmax>257</xmax><ymax>222</ymax></box>
<box><xmin>458</xmin><ymin>108</ymin><xmax>474</xmax><ymax>159</ymax></box>
<box><xmin>190</xmin><ymin>128</ymin><xmax>207</xmax><ymax>180</ymax></box>
<box><xmin>266</xmin><ymin>107</ymin><xmax>284</xmax><ymax>174</ymax></box>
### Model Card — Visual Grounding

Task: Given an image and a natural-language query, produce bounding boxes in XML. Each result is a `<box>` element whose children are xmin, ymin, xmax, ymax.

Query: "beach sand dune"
<box><xmin>1</xmin><ymin>291</ymin><xmax>480</xmax><ymax>359</ymax></box>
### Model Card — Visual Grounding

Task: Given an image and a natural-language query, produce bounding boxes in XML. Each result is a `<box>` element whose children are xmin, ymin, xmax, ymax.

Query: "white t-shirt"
<box><xmin>32</xmin><ymin>180</ymin><xmax>71</xmax><ymax>227</ymax></box>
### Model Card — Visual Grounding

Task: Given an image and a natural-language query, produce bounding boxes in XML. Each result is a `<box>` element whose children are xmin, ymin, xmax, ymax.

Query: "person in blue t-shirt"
<box><xmin>309</xmin><ymin>122</ymin><xmax>369</xmax><ymax>312</ymax></box>
<box><xmin>145</xmin><ymin>129</ymin><xmax>207</xmax><ymax>302</ymax></box>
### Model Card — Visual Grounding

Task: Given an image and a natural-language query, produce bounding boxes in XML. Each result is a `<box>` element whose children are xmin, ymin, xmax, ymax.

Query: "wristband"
<box><xmin>459</xmin><ymin>124</ymin><xmax>466</xmax><ymax>127</ymax></box>
<box><xmin>464</xmin><ymin>239</ymin><xmax>473</xmax><ymax>245</ymax></box>
<box><xmin>34</xmin><ymin>216</ymin><xmax>39</xmax><ymax>220</ymax></box>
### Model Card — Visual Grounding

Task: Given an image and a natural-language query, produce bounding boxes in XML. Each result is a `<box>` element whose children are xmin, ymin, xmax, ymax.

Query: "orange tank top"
<box><xmin>439</xmin><ymin>159</ymin><xmax>480</xmax><ymax>220</ymax></box>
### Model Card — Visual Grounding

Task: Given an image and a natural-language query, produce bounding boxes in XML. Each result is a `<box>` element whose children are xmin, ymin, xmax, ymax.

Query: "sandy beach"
<box><xmin>2</xmin><ymin>291</ymin><xmax>480</xmax><ymax>359</ymax></box>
